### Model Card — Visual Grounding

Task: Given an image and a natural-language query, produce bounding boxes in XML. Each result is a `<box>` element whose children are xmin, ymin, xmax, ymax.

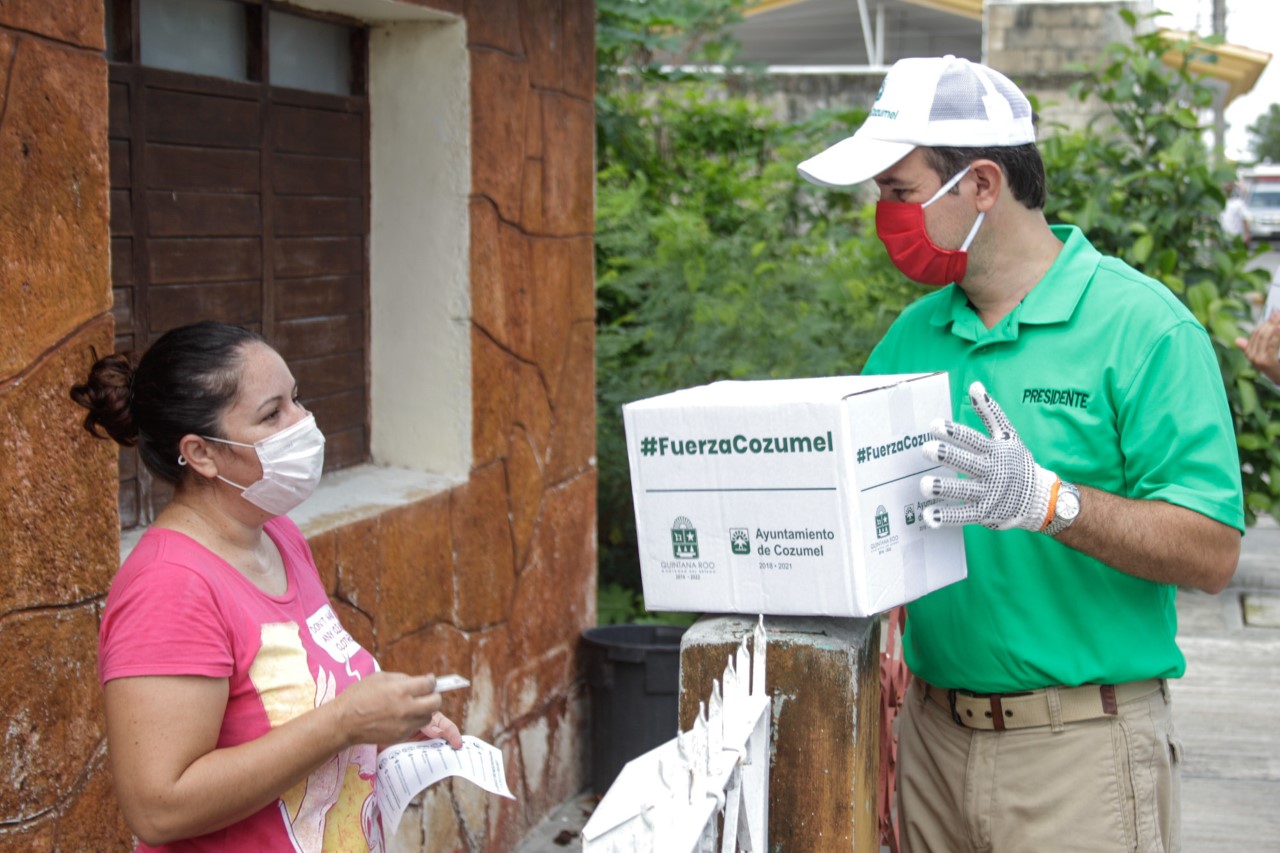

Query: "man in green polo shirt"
<box><xmin>798</xmin><ymin>55</ymin><xmax>1243</xmax><ymax>852</ymax></box>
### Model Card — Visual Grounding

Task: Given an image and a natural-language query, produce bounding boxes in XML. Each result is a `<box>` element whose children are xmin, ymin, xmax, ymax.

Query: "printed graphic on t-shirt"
<box><xmin>249</xmin><ymin>621</ymin><xmax>381</xmax><ymax>852</ymax></box>
<box><xmin>307</xmin><ymin>604</ymin><xmax>367</xmax><ymax>680</ymax></box>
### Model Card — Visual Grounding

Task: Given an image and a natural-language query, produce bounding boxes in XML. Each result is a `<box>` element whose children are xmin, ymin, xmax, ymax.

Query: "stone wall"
<box><xmin>722</xmin><ymin>71</ymin><xmax>886</xmax><ymax>124</ymax></box>
<box><xmin>986</xmin><ymin>0</ymin><xmax>1156</xmax><ymax>133</ymax></box>
<box><xmin>0</xmin><ymin>2</ymin><xmax>130</xmax><ymax>848</ymax></box>
<box><xmin>381</xmin><ymin>3</ymin><xmax>598</xmax><ymax>847</ymax></box>
<box><xmin>0</xmin><ymin>1</ymin><xmax>597</xmax><ymax>850</ymax></box>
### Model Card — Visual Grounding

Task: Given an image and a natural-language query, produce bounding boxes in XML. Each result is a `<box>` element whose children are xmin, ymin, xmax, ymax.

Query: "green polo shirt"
<box><xmin>864</xmin><ymin>224</ymin><xmax>1244</xmax><ymax>692</ymax></box>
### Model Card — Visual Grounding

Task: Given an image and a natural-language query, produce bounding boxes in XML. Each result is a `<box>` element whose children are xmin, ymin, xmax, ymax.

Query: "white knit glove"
<box><xmin>918</xmin><ymin>381</ymin><xmax>1058</xmax><ymax>531</ymax></box>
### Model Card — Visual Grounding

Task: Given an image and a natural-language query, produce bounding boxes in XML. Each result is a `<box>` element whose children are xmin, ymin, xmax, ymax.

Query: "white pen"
<box><xmin>434</xmin><ymin>674</ymin><xmax>470</xmax><ymax>692</ymax></box>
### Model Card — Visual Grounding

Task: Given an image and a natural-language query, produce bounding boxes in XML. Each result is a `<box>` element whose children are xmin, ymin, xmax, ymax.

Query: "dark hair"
<box><xmin>69</xmin><ymin>321</ymin><xmax>265</xmax><ymax>485</ymax></box>
<box><xmin>922</xmin><ymin>143</ymin><xmax>1047</xmax><ymax>210</ymax></box>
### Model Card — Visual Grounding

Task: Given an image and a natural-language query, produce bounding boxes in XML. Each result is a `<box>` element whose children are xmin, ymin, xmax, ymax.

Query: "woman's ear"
<box><xmin>970</xmin><ymin>159</ymin><xmax>1003</xmax><ymax>212</ymax></box>
<box><xmin>177</xmin><ymin>434</ymin><xmax>220</xmax><ymax>480</ymax></box>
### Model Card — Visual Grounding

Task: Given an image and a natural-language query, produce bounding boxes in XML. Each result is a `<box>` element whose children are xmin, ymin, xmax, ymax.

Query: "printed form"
<box><xmin>376</xmin><ymin>735</ymin><xmax>515</xmax><ymax>834</ymax></box>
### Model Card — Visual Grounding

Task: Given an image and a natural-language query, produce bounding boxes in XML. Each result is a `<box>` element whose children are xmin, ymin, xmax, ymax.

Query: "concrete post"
<box><xmin>679</xmin><ymin>615</ymin><xmax>881</xmax><ymax>851</ymax></box>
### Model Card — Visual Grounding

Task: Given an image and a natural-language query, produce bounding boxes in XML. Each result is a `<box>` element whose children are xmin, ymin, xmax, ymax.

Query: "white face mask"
<box><xmin>200</xmin><ymin>414</ymin><xmax>326</xmax><ymax>515</ymax></box>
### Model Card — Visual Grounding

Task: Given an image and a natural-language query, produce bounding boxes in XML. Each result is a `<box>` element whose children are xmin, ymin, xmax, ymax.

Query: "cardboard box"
<box><xmin>622</xmin><ymin>373</ymin><xmax>967</xmax><ymax>617</ymax></box>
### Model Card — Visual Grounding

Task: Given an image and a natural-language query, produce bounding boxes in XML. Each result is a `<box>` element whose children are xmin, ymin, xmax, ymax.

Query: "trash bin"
<box><xmin>581</xmin><ymin>623</ymin><xmax>688</xmax><ymax>795</ymax></box>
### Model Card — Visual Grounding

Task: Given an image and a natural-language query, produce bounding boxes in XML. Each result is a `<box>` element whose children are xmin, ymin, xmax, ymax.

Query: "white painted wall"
<box><xmin>367</xmin><ymin>20</ymin><xmax>472</xmax><ymax>477</ymax></box>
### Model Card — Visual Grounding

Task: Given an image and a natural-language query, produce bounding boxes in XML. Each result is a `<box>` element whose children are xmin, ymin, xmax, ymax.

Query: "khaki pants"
<box><xmin>897</xmin><ymin>679</ymin><xmax>1182</xmax><ymax>853</ymax></box>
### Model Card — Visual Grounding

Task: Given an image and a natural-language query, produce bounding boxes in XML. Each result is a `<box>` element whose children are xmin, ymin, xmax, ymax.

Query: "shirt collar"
<box><xmin>930</xmin><ymin>224</ymin><xmax>1099</xmax><ymax>336</ymax></box>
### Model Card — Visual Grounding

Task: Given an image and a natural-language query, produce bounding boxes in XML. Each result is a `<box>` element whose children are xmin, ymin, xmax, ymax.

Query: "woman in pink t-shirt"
<box><xmin>71</xmin><ymin>321</ymin><xmax>461</xmax><ymax>851</ymax></box>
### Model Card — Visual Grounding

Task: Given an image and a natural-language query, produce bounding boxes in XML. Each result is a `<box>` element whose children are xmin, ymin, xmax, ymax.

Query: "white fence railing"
<box><xmin>581</xmin><ymin>617</ymin><xmax>770</xmax><ymax>853</ymax></box>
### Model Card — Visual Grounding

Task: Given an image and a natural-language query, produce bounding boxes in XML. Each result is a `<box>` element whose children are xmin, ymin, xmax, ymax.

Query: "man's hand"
<box><xmin>919</xmin><ymin>381</ymin><xmax>1059</xmax><ymax>531</ymax></box>
<box><xmin>1235</xmin><ymin>312</ymin><xmax>1280</xmax><ymax>385</ymax></box>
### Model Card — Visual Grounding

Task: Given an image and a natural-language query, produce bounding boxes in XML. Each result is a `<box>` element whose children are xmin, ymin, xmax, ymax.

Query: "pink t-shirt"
<box><xmin>100</xmin><ymin>516</ymin><xmax>383</xmax><ymax>852</ymax></box>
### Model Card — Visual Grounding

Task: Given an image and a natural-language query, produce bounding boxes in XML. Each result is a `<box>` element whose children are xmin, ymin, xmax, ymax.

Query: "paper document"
<box><xmin>1265</xmin><ymin>279</ymin><xmax>1280</xmax><ymax>320</ymax></box>
<box><xmin>376</xmin><ymin>735</ymin><xmax>515</xmax><ymax>835</ymax></box>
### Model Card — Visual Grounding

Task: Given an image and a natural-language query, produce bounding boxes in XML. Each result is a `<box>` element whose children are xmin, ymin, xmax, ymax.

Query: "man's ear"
<box><xmin>177</xmin><ymin>434</ymin><xmax>220</xmax><ymax>480</ymax></box>
<box><xmin>970</xmin><ymin>159</ymin><xmax>1003</xmax><ymax>212</ymax></box>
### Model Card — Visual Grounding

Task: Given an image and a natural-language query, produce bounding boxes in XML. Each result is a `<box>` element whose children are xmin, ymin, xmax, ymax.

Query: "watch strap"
<box><xmin>1043</xmin><ymin>481</ymin><xmax>1080</xmax><ymax>537</ymax></box>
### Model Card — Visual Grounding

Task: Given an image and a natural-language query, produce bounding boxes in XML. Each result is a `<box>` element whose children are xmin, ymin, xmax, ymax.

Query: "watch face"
<box><xmin>1059</xmin><ymin>491</ymin><xmax>1080</xmax><ymax>520</ymax></box>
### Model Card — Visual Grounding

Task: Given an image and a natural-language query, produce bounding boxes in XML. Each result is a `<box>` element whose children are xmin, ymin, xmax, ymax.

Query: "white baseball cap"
<box><xmin>797</xmin><ymin>55</ymin><xmax>1036</xmax><ymax>188</ymax></box>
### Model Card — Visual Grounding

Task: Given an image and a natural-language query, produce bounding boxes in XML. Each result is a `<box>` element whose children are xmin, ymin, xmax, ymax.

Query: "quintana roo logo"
<box><xmin>875</xmin><ymin>505</ymin><xmax>891</xmax><ymax>539</ymax></box>
<box><xmin>671</xmin><ymin>516</ymin><xmax>699</xmax><ymax>559</ymax></box>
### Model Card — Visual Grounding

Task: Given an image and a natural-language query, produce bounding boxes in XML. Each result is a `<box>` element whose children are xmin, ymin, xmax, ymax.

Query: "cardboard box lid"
<box><xmin>624</xmin><ymin>372</ymin><xmax>947</xmax><ymax>410</ymax></box>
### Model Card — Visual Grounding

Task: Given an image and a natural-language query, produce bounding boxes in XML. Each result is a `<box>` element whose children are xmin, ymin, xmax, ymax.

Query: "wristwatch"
<box><xmin>1043</xmin><ymin>481</ymin><xmax>1081</xmax><ymax>537</ymax></box>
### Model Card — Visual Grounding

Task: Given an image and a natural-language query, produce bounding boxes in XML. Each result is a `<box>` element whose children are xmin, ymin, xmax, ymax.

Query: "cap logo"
<box><xmin>870</xmin><ymin>80</ymin><xmax>895</xmax><ymax>118</ymax></box>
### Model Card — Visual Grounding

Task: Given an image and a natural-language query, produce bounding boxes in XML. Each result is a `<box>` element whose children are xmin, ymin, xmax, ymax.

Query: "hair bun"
<box><xmin>69</xmin><ymin>352</ymin><xmax>139</xmax><ymax>446</ymax></box>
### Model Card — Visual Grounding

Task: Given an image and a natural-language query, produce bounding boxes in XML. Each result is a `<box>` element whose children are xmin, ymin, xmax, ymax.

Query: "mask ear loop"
<box><xmin>923</xmin><ymin>164</ymin><xmax>985</xmax><ymax>252</ymax></box>
<box><xmin>959</xmin><ymin>211</ymin><xmax>986</xmax><ymax>251</ymax></box>
<box><xmin>923</xmin><ymin>165</ymin><xmax>973</xmax><ymax>208</ymax></box>
<box><xmin>176</xmin><ymin>442</ymin><xmax>251</xmax><ymax>491</ymax></box>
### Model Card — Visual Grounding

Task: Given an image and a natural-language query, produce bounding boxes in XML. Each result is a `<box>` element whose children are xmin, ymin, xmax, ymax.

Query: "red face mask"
<box><xmin>875</xmin><ymin>166</ymin><xmax>984</xmax><ymax>287</ymax></box>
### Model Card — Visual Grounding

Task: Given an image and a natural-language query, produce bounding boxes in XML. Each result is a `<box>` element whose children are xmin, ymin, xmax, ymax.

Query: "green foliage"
<box><xmin>597</xmin><ymin>582</ymin><xmax>699</xmax><ymax>626</ymax></box>
<box><xmin>1041</xmin><ymin>11</ymin><xmax>1276</xmax><ymax>521</ymax></box>
<box><xmin>1247</xmin><ymin>103</ymin><xmax>1280</xmax><ymax>164</ymax></box>
<box><xmin>593</xmin><ymin>2</ymin><xmax>915</xmax><ymax>601</ymax></box>
<box><xmin>595</xmin><ymin>0</ymin><xmax>746</xmax><ymax>169</ymax></box>
<box><xmin>596</xmin><ymin>0</ymin><xmax>744</xmax><ymax>80</ymax></box>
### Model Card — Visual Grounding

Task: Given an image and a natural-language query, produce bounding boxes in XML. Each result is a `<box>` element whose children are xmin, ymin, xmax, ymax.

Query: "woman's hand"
<box><xmin>331</xmin><ymin>672</ymin><xmax>446</xmax><ymax>748</ymax></box>
<box><xmin>1236</xmin><ymin>312</ymin><xmax>1280</xmax><ymax>384</ymax></box>
<box><xmin>419</xmin><ymin>711</ymin><xmax>464</xmax><ymax>749</ymax></box>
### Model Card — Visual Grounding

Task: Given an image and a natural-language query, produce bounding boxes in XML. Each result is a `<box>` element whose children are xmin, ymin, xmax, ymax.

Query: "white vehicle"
<box><xmin>1241</xmin><ymin>164</ymin><xmax>1280</xmax><ymax>242</ymax></box>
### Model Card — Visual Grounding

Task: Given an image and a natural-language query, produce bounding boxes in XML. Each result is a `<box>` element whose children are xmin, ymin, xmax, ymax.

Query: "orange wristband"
<box><xmin>1040</xmin><ymin>479</ymin><xmax>1062</xmax><ymax>532</ymax></box>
